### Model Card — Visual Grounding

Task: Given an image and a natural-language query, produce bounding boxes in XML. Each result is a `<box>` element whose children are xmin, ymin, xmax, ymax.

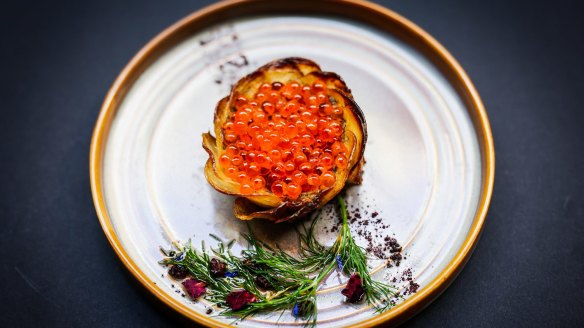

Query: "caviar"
<box><xmin>219</xmin><ymin>81</ymin><xmax>349</xmax><ymax>200</ymax></box>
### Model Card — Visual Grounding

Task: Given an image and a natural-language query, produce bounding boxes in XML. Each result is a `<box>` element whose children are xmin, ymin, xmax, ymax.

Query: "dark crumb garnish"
<box><xmin>407</xmin><ymin>281</ymin><xmax>420</xmax><ymax>294</ymax></box>
<box><xmin>390</xmin><ymin>253</ymin><xmax>402</xmax><ymax>267</ymax></box>
<box><xmin>401</xmin><ymin>268</ymin><xmax>413</xmax><ymax>282</ymax></box>
<box><xmin>206</xmin><ymin>308</ymin><xmax>213</xmax><ymax>315</ymax></box>
<box><xmin>226</xmin><ymin>55</ymin><xmax>249</xmax><ymax>68</ymax></box>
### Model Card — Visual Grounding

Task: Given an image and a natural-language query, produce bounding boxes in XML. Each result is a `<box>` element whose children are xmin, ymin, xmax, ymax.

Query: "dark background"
<box><xmin>1</xmin><ymin>0</ymin><xmax>583</xmax><ymax>326</ymax></box>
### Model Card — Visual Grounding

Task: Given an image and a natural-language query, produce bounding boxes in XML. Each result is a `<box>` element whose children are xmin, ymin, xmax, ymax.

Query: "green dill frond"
<box><xmin>159</xmin><ymin>195</ymin><xmax>401</xmax><ymax>327</ymax></box>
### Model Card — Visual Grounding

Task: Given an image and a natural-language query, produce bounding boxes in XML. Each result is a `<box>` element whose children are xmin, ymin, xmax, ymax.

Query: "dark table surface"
<box><xmin>2</xmin><ymin>0</ymin><xmax>583</xmax><ymax>327</ymax></box>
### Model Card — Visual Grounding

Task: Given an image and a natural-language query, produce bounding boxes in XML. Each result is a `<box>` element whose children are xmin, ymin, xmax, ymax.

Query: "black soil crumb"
<box><xmin>226</xmin><ymin>55</ymin><xmax>249</xmax><ymax>68</ymax></box>
<box><xmin>349</xmin><ymin>206</ymin><xmax>401</xmax><ymax>262</ymax></box>
<box><xmin>339</xmin><ymin>194</ymin><xmax>420</xmax><ymax>300</ymax></box>
<box><xmin>195</xmin><ymin>25</ymin><xmax>251</xmax><ymax>88</ymax></box>
<box><xmin>390</xmin><ymin>252</ymin><xmax>402</xmax><ymax>267</ymax></box>
<box><xmin>198</xmin><ymin>28</ymin><xmax>251</xmax><ymax>88</ymax></box>
<box><xmin>401</xmin><ymin>268</ymin><xmax>413</xmax><ymax>282</ymax></box>
<box><xmin>407</xmin><ymin>281</ymin><xmax>420</xmax><ymax>294</ymax></box>
<box><xmin>399</xmin><ymin>268</ymin><xmax>420</xmax><ymax>295</ymax></box>
<box><xmin>323</xmin><ymin>196</ymin><xmax>403</xmax><ymax>265</ymax></box>
<box><xmin>215</xmin><ymin>54</ymin><xmax>250</xmax><ymax>87</ymax></box>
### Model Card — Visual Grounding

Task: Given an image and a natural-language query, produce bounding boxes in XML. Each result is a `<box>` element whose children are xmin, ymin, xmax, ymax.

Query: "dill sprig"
<box><xmin>160</xmin><ymin>195</ymin><xmax>398</xmax><ymax>327</ymax></box>
<box><xmin>161</xmin><ymin>238</ymin><xmax>244</xmax><ymax>306</ymax></box>
<box><xmin>333</xmin><ymin>196</ymin><xmax>398</xmax><ymax>312</ymax></box>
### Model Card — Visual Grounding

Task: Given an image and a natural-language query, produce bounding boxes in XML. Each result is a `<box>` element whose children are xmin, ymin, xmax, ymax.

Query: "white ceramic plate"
<box><xmin>90</xmin><ymin>1</ymin><xmax>494</xmax><ymax>327</ymax></box>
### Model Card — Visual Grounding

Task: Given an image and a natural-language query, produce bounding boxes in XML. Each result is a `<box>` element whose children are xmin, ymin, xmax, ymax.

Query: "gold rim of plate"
<box><xmin>89</xmin><ymin>0</ymin><xmax>495</xmax><ymax>327</ymax></box>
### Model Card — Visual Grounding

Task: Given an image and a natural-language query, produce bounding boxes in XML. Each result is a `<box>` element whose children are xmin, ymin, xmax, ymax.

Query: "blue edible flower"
<box><xmin>292</xmin><ymin>302</ymin><xmax>300</xmax><ymax>317</ymax></box>
<box><xmin>336</xmin><ymin>255</ymin><xmax>344</xmax><ymax>271</ymax></box>
<box><xmin>224</xmin><ymin>271</ymin><xmax>238</xmax><ymax>278</ymax></box>
<box><xmin>173</xmin><ymin>252</ymin><xmax>185</xmax><ymax>262</ymax></box>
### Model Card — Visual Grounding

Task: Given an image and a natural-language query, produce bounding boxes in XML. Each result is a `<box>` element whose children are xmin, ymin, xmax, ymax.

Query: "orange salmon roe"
<box><xmin>220</xmin><ymin>80</ymin><xmax>349</xmax><ymax>200</ymax></box>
